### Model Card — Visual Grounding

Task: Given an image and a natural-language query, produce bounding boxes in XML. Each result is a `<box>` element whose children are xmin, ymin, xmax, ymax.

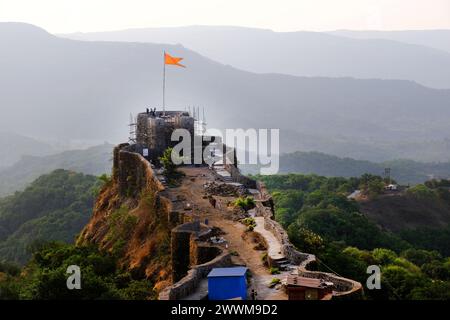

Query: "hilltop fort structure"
<box><xmin>130</xmin><ymin>108</ymin><xmax>218</xmax><ymax>166</ymax></box>
<box><xmin>134</xmin><ymin>109</ymin><xmax>195</xmax><ymax>162</ymax></box>
<box><xmin>79</xmin><ymin>107</ymin><xmax>362</xmax><ymax>300</ymax></box>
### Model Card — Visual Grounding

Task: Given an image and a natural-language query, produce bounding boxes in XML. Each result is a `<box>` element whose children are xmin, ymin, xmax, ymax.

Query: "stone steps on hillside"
<box><xmin>272</xmin><ymin>258</ymin><xmax>295</xmax><ymax>271</ymax></box>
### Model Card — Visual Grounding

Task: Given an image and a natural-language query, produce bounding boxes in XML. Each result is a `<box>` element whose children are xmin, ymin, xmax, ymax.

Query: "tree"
<box><xmin>372</xmin><ymin>248</ymin><xmax>397</xmax><ymax>265</ymax></box>
<box><xmin>159</xmin><ymin>148</ymin><xmax>177</xmax><ymax>176</ymax></box>
<box><xmin>381</xmin><ymin>265</ymin><xmax>426</xmax><ymax>299</ymax></box>
<box><xmin>158</xmin><ymin>148</ymin><xmax>184</xmax><ymax>184</ymax></box>
<box><xmin>257</xmin><ymin>172</ymin><xmax>450</xmax><ymax>301</ymax></box>
<box><xmin>4</xmin><ymin>243</ymin><xmax>154</xmax><ymax>300</ymax></box>
<box><xmin>234</xmin><ymin>197</ymin><xmax>255</xmax><ymax>211</ymax></box>
<box><xmin>400</xmin><ymin>248</ymin><xmax>441</xmax><ymax>267</ymax></box>
<box><xmin>407</xmin><ymin>184</ymin><xmax>436</xmax><ymax>200</ymax></box>
<box><xmin>287</xmin><ymin>225</ymin><xmax>324</xmax><ymax>254</ymax></box>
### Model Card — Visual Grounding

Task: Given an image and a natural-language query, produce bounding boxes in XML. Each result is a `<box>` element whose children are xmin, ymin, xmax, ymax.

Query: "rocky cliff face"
<box><xmin>77</xmin><ymin>144</ymin><xmax>172</xmax><ymax>292</ymax></box>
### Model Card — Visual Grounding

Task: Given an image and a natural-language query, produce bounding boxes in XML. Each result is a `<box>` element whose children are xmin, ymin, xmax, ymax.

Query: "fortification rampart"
<box><xmin>78</xmin><ymin>144</ymin><xmax>175</xmax><ymax>280</ymax></box>
<box><xmin>224</xmin><ymin>163</ymin><xmax>257</xmax><ymax>188</ymax></box>
<box><xmin>163</xmin><ymin>219</ymin><xmax>233</xmax><ymax>299</ymax></box>
<box><xmin>159</xmin><ymin>250</ymin><xmax>232</xmax><ymax>300</ymax></box>
<box><xmin>112</xmin><ymin>143</ymin><xmax>231</xmax><ymax>300</ymax></box>
<box><xmin>111</xmin><ymin>142</ymin><xmax>361</xmax><ymax>299</ymax></box>
<box><xmin>113</xmin><ymin>143</ymin><xmax>165</xmax><ymax>197</ymax></box>
<box><xmin>238</xmin><ymin>173</ymin><xmax>362</xmax><ymax>298</ymax></box>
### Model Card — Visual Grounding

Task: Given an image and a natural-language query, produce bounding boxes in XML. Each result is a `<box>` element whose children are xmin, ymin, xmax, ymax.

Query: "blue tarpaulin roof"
<box><xmin>207</xmin><ymin>267</ymin><xmax>248</xmax><ymax>278</ymax></box>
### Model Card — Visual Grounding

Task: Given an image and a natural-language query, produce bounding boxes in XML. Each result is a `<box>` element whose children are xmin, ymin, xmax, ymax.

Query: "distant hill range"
<box><xmin>242</xmin><ymin>151</ymin><xmax>450</xmax><ymax>185</ymax></box>
<box><xmin>0</xmin><ymin>144</ymin><xmax>112</xmax><ymax>197</ymax></box>
<box><xmin>0</xmin><ymin>132</ymin><xmax>55</xmax><ymax>167</ymax></box>
<box><xmin>329</xmin><ymin>30</ymin><xmax>450</xmax><ymax>54</ymax></box>
<box><xmin>2</xmin><ymin>23</ymin><xmax>450</xmax><ymax>162</ymax></box>
<box><xmin>63</xmin><ymin>25</ymin><xmax>450</xmax><ymax>89</ymax></box>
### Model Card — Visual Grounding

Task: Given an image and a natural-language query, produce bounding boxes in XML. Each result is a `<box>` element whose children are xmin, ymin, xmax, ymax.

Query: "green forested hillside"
<box><xmin>0</xmin><ymin>169</ymin><xmax>155</xmax><ymax>300</ymax></box>
<box><xmin>0</xmin><ymin>169</ymin><xmax>100</xmax><ymax>264</ymax></box>
<box><xmin>256</xmin><ymin>173</ymin><xmax>450</xmax><ymax>300</ymax></box>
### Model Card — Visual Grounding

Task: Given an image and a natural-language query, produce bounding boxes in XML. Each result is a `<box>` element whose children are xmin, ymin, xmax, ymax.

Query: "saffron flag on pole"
<box><xmin>164</xmin><ymin>52</ymin><xmax>186</xmax><ymax>68</ymax></box>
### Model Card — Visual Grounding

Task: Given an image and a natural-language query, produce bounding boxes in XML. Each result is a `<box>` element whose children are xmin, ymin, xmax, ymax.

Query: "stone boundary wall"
<box><xmin>262</xmin><ymin>209</ymin><xmax>312</xmax><ymax>265</ymax></box>
<box><xmin>159</xmin><ymin>251</ymin><xmax>232</xmax><ymax>300</ymax></box>
<box><xmin>225</xmin><ymin>163</ymin><xmax>257</xmax><ymax>189</ymax></box>
<box><xmin>113</xmin><ymin>144</ymin><xmax>232</xmax><ymax>300</ymax></box>
<box><xmin>160</xmin><ymin>164</ymin><xmax>362</xmax><ymax>299</ymax></box>
<box><xmin>255</xmin><ymin>180</ymin><xmax>363</xmax><ymax>298</ymax></box>
<box><xmin>255</xmin><ymin>181</ymin><xmax>311</xmax><ymax>265</ymax></box>
<box><xmin>297</xmin><ymin>269</ymin><xmax>362</xmax><ymax>298</ymax></box>
<box><xmin>113</xmin><ymin>144</ymin><xmax>165</xmax><ymax>197</ymax></box>
<box><xmin>170</xmin><ymin>221</ymin><xmax>203</xmax><ymax>282</ymax></box>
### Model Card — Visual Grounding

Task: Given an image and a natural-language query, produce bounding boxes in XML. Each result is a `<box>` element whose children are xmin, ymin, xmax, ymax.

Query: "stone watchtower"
<box><xmin>135</xmin><ymin>109</ymin><xmax>195</xmax><ymax>162</ymax></box>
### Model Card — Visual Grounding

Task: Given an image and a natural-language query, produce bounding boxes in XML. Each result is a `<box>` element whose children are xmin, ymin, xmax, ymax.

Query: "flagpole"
<box><xmin>162</xmin><ymin>50</ymin><xmax>166</xmax><ymax>116</ymax></box>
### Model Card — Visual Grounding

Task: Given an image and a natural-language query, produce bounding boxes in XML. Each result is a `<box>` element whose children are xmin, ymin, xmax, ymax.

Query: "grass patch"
<box><xmin>105</xmin><ymin>205</ymin><xmax>138</xmax><ymax>257</ymax></box>
<box><xmin>234</xmin><ymin>197</ymin><xmax>256</xmax><ymax>211</ymax></box>
<box><xmin>268</xmin><ymin>278</ymin><xmax>281</xmax><ymax>288</ymax></box>
<box><xmin>269</xmin><ymin>267</ymin><xmax>280</xmax><ymax>275</ymax></box>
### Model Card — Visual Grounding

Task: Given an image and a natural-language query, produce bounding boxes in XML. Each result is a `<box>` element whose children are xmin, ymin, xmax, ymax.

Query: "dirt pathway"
<box><xmin>170</xmin><ymin>167</ymin><xmax>287</xmax><ymax>300</ymax></box>
<box><xmin>254</xmin><ymin>217</ymin><xmax>284</xmax><ymax>260</ymax></box>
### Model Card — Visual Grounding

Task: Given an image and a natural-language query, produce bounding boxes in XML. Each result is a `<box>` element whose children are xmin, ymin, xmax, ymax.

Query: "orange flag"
<box><xmin>164</xmin><ymin>52</ymin><xmax>186</xmax><ymax>68</ymax></box>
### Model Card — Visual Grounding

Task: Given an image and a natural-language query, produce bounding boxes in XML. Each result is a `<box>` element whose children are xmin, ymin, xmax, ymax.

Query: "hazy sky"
<box><xmin>0</xmin><ymin>0</ymin><xmax>449</xmax><ymax>33</ymax></box>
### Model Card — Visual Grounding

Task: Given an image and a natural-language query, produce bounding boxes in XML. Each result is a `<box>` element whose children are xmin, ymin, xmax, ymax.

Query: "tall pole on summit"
<box><xmin>162</xmin><ymin>51</ymin><xmax>185</xmax><ymax>117</ymax></box>
<box><xmin>162</xmin><ymin>51</ymin><xmax>166</xmax><ymax>116</ymax></box>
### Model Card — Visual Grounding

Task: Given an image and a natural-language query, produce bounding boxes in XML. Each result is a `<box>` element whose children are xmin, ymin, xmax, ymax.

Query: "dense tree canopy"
<box><xmin>0</xmin><ymin>169</ymin><xmax>101</xmax><ymax>264</ymax></box>
<box><xmin>0</xmin><ymin>243</ymin><xmax>154</xmax><ymax>300</ymax></box>
<box><xmin>258</xmin><ymin>173</ymin><xmax>450</xmax><ymax>300</ymax></box>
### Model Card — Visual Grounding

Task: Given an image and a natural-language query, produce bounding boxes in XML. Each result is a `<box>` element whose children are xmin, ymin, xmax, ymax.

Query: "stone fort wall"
<box><xmin>254</xmin><ymin>179</ymin><xmax>363</xmax><ymax>298</ymax></box>
<box><xmin>113</xmin><ymin>143</ymin><xmax>361</xmax><ymax>299</ymax></box>
<box><xmin>113</xmin><ymin>143</ymin><xmax>232</xmax><ymax>300</ymax></box>
<box><xmin>113</xmin><ymin>143</ymin><xmax>165</xmax><ymax>197</ymax></box>
<box><xmin>159</xmin><ymin>250</ymin><xmax>232</xmax><ymax>300</ymax></box>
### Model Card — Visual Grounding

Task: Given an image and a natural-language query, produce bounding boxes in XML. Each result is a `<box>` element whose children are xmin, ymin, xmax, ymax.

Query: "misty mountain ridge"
<box><xmin>0</xmin><ymin>143</ymin><xmax>112</xmax><ymax>197</ymax></box>
<box><xmin>1</xmin><ymin>22</ymin><xmax>450</xmax><ymax>163</ymax></box>
<box><xmin>0</xmin><ymin>131</ymin><xmax>56</xmax><ymax>167</ymax></box>
<box><xmin>329</xmin><ymin>29</ymin><xmax>450</xmax><ymax>54</ymax></box>
<box><xmin>278</xmin><ymin>151</ymin><xmax>450</xmax><ymax>185</ymax></box>
<box><xmin>0</xmin><ymin>130</ymin><xmax>111</xmax><ymax>168</ymax></box>
<box><xmin>62</xmin><ymin>25</ymin><xmax>450</xmax><ymax>89</ymax></box>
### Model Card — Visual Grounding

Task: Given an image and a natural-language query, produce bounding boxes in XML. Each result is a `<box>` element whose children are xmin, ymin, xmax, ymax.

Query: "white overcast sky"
<box><xmin>0</xmin><ymin>0</ymin><xmax>449</xmax><ymax>33</ymax></box>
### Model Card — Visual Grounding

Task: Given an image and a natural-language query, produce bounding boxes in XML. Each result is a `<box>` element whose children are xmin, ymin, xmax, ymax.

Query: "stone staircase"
<box><xmin>272</xmin><ymin>257</ymin><xmax>295</xmax><ymax>271</ymax></box>
<box><xmin>213</xmin><ymin>165</ymin><xmax>233</xmax><ymax>182</ymax></box>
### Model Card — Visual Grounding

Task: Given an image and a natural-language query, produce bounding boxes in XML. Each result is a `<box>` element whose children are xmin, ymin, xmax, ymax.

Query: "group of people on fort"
<box><xmin>146</xmin><ymin>107</ymin><xmax>157</xmax><ymax>116</ymax></box>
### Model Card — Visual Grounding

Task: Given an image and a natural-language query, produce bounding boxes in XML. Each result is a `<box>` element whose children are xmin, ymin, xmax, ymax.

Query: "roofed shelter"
<box><xmin>207</xmin><ymin>267</ymin><xmax>248</xmax><ymax>300</ymax></box>
<box><xmin>286</xmin><ymin>275</ymin><xmax>333</xmax><ymax>300</ymax></box>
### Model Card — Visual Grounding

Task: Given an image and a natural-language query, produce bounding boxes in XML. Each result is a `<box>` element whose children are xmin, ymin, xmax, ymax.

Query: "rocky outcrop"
<box><xmin>77</xmin><ymin>144</ymin><xmax>173</xmax><ymax>289</ymax></box>
<box><xmin>80</xmin><ymin>143</ymin><xmax>233</xmax><ymax>299</ymax></box>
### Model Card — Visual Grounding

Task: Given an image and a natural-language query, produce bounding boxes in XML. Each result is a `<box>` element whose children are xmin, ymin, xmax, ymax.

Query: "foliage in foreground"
<box><xmin>234</xmin><ymin>196</ymin><xmax>256</xmax><ymax>211</ymax></box>
<box><xmin>0</xmin><ymin>242</ymin><xmax>154</xmax><ymax>300</ymax></box>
